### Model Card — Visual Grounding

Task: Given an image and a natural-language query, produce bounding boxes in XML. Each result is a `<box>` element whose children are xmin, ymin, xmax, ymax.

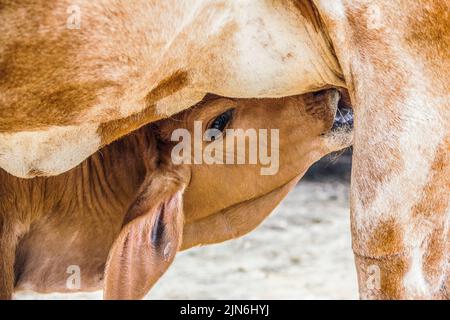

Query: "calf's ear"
<box><xmin>103</xmin><ymin>170</ymin><xmax>186</xmax><ymax>300</ymax></box>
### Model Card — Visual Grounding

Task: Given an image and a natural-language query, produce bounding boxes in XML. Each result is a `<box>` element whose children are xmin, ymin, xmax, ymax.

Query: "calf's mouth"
<box><xmin>332</xmin><ymin>89</ymin><xmax>353</xmax><ymax>131</ymax></box>
<box><xmin>309</xmin><ymin>88</ymin><xmax>354</xmax><ymax>132</ymax></box>
<box><xmin>314</xmin><ymin>87</ymin><xmax>353</xmax><ymax>151</ymax></box>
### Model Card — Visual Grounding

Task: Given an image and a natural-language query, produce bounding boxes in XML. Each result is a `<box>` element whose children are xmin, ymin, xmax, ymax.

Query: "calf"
<box><xmin>0</xmin><ymin>89</ymin><xmax>353</xmax><ymax>299</ymax></box>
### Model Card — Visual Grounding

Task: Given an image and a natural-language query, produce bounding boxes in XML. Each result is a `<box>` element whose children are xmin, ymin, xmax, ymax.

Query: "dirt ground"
<box><xmin>15</xmin><ymin>153</ymin><xmax>358</xmax><ymax>300</ymax></box>
<box><xmin>149</xmin><ymin>179</ymin><xmax>358</xmax><ymax>300</ymax></box>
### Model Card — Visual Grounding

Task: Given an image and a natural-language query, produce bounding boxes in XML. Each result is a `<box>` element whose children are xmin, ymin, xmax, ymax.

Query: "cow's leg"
<box><xmin>346</xmin><ymin>28</ymin><xmax>449</xmax><ymax>298</ymax></box>
<box><xmin>312</xmin><ymin>0</ymin><xmax>449</xmax><ymax>300</ymax></box>
<box><xmin>351</xmin><ymin>114</ymin><xmax>449</xmax><ymax>299</ymax></box>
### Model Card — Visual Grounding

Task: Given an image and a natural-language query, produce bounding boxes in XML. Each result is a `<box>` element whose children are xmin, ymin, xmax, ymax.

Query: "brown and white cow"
<box><xmin>0</xmin><ymin>90</ymin><xmax>352</xmax><ymax>299</ymax></box>
<box><xmin>0</xmin><ymin>0</ymin><xmax>343</xmax><ymax>178</ymax></box>
<box><xmin>1</xmin><ymin>1</ymin><xmax>448</xmax><ymax>299</ymax></box>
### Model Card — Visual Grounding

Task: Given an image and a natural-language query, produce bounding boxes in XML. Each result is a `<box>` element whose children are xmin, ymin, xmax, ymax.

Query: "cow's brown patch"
<box><xmin>144</xmin><ymin>70</ymin><xmax>189</xmax><ymax>106</ymax></box>
<box><xmin>378</xmin><ymin>258</ymin><xmax>409</xmax><ymax>299</ymax></box>
<box><xmin>405</xmin><ymin>1</ymin><xmax>450</xmax><ymax>63</ymax></box>
<box><xmin>355</xmin><ymin>253</ymin><xmax>409</xmax><ymax>299</ymax></box>
<box><xmin>412</xmin><ymin>137</ymin><xmax>450</xmax><ymax>220</ymax></box>
<box><xmin>98</xmin><ymin>70</ymin><xmax>188</xmax><ymax>146</ymax></box>
<box><xmin>367</xmin><ymin>218</ymin><xmax>405</xmax><ymax>257</ymax></box>
<box><xmin>404</xmin><ymin>1</ymin><xmax>450</xmax><ymax>94</ymax></box>
<box><xmin>97</xmin><ymin>105</ymin><xmax>159</xmax><ymax>146</ymax></box>
<box><xmin>0</xmin><ymin>38</ymin><xmax>118</xmax><ymax>132</ymax></box>
<box><xmin>411</xmin><ymin>137</ymin><xmax>449</xmax><ymax>289</ymax></box>
<box><xmin>422</xmin><ymin>223</ymin><xmax>447</xmax><ymax>289</ymax></box>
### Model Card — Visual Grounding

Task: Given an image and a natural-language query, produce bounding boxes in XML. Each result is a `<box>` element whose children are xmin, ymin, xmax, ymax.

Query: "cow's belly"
<box><xmin>0</xmin><ymin>124</ymin><xmax>101</xmax><ymax>178</ymax></box>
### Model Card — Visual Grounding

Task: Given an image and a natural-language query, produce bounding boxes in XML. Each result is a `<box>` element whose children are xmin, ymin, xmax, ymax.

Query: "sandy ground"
<box><xmin>15</xmin><ymin>175</ymin><xmax>358</xmax><ymax>300</ymax></box>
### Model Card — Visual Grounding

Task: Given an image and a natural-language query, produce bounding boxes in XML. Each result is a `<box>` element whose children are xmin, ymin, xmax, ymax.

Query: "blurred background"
<box><xmin>16</xmin><ymin>149</ymin><xmax>357</xmax><ymax>300</ymax></box>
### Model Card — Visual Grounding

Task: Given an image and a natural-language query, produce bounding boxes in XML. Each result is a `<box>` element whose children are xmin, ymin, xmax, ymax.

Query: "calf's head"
<box><xmin>103</xmin><ymin>89</ymin><xmax>353</xmax><ymax>299</ymax></box>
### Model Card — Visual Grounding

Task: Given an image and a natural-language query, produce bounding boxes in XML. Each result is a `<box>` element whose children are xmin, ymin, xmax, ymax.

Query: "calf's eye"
<box><xmin>205</xmin><ymin>109</ymin><xmax>234</xmax><ymax>141</ymax></box>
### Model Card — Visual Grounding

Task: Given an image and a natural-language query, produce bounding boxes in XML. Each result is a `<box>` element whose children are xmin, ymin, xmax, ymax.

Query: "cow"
<box><xmin>1</xmin><ymin>0</ymin><xmax>448</xmax><ymax>299</ymax></box>
<box><xmin>0</xmin><ymin>0</ymin><xmax>345</xmax><ymax>178</ymax></box>
<box><xmin>0</xmin><ymin>89</ymin><xmax>353</xmax><ymax>299</ymax></box>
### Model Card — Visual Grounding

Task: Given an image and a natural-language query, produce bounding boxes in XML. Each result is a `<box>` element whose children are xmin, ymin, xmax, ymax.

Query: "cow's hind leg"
<box><xmin>310</xmin><ymin>0</ymin><xmax>450</xmax><ymax>299</ymax></box>
<box><xmin>351</xmin><ymin>105</ymin><xmax>449</xmax><ymax>299</ymax></box>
